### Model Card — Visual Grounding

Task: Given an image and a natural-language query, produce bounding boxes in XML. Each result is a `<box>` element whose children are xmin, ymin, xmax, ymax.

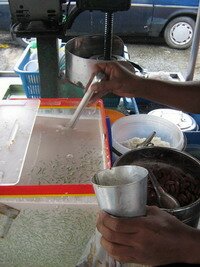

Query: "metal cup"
<box><xmin>91</xmin><ymin>165</ymin><xmax>148</xmax><ymax>217</ymax></box>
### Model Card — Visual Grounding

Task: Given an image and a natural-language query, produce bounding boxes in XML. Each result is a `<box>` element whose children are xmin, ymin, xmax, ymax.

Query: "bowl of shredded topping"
<box><xmin>112</xmin><ymin>114</ymin><xmax>186</xmax><ymax>156</ymax></box>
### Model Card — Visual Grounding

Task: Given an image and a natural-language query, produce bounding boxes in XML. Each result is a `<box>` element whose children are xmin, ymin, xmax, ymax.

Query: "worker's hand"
<box><xmin>89</xmin><ymin>61</ymin><xmax>141</xmax><ymax>102</ymax></box>
<box><xmin>97</xmin><ymin>206</ymin><xmax>198</xmax><ymax>266</ymax></box>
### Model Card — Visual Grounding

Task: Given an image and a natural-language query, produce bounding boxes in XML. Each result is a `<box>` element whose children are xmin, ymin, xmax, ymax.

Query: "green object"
<box><xmin>30</xmin><ymin>40</ymin><xmax>37</xmax><ymax>49</ymax></box>
<box><xmin>59</xmin><ymin>82</ymin><xmax>84</xmax><ymax>98</ymax></box>
<box><xmin>59</xmin><ymin>83</ymin><xmax>120</xmax><ymax>107</ymax></box>
<box><xmin>102</xmin><ymin>93</ymin><xmax>120</xmax><ymax>108</ymax></box>
<box><xmin>3</xmin><ymin>85</ymin><xmax>25</xmax><ymax>99</ymax></box>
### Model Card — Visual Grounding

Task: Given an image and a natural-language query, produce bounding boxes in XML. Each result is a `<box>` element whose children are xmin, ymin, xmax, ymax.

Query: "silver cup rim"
<box><xmin>91</xmin><ymin>165</ymin><xmax>148</xmax><ymax>188</ymax></box>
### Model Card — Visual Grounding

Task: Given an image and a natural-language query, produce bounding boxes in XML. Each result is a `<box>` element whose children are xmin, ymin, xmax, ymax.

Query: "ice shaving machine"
<box><xmin>8</xmin><ymin>0</ymin><xmax>131</xmax><ymax>97</ymax></box>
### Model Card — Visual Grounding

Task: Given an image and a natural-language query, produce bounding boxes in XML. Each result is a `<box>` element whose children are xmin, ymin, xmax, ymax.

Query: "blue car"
<box><xmin>68</xmin><ymin>0</ymin><xmax>198</xmax><ymax>49</ymax></box>
<box><xmin>0</xmin><ymin>0</ymin><xmax>199</xmax><ymax>49</ymax></box>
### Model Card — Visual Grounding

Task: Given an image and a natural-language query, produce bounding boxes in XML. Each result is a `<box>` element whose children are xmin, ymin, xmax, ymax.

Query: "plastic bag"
<box><xmin>76</xmin><ymin>229</ymin><xmax>150</xmax><ymax>267</ymax></box>
<box><xmin>76</xmin><ymin>229</ymin><xmax>117</xmax><ymax>267</ymax></box>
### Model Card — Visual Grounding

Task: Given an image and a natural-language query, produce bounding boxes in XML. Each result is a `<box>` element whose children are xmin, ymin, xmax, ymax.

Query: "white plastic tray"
<box><xmin>0</xmin><ymin>99</ymin><xmax>40</xmax><ymax>185</ymax></box>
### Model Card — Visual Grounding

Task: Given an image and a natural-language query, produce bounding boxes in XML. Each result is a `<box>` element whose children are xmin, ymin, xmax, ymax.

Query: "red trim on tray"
<box><xmin>0</xmin><ymin>184</ymin><xmax>95</xmax><ymax>196</ymax></box>
<box><xmin>40</xmin><ymin>98</ymin><xmax>99</xmax><ymax>108</ymax></box>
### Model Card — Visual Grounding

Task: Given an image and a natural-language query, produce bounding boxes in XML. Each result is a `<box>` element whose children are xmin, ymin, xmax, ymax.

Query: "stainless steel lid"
<box><xmin>148</xmin><ymin>109</ymin><xmax>198</xmax><ymax>131</ymax></box>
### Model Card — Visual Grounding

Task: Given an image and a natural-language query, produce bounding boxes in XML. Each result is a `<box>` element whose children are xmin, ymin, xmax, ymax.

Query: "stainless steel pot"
<box><xmin>65</xmin><ymin>35</ymin><xmax>139</xmax><ymax>88</ymax></box>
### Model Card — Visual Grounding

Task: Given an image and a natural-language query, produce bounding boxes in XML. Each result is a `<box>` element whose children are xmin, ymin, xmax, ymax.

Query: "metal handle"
<box><xmin>136</xmin><ymin>131</ymin><xmax>156</xmax><ymax>148</ymax></box>
<box><xmin>148</xmin><ymin>170</ymin><xmax>162</xmax><ymax>199</ymax></box>
<box><xmin>92</xmin><ymin>72</ymin><xmax>106</xmax><ymax>84</ymax></box>
<box><xmin>68</xmin><ymin>72</ymin><xmax>106</xmax><ymax>129</ymax></box>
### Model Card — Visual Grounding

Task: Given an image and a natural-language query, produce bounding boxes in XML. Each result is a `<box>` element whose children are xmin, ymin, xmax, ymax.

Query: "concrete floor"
<box><xmin>126</xmin><ymin>43</ymin><xmax>200</xmax><ymax>81</ymax></box>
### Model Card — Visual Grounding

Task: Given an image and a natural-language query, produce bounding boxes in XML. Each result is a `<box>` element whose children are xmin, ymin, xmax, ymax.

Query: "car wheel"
<box><xmin>164</xmin><ymin>16</ymin><xmax>195</xmax><ymax>49</ymax></box>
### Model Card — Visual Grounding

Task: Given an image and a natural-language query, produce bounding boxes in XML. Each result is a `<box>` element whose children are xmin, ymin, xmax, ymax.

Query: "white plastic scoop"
<box><xmin>68</xmin><ymin>72</ymin><xmax>106</xmax><ymax>129</ymax></box>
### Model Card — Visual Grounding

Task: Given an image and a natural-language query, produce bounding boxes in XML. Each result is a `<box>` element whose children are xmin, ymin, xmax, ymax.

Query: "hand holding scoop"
<box><xmin>68</xmin><ymin>72</ymin><xmax>106</xmax><ymax>129</ymax></box>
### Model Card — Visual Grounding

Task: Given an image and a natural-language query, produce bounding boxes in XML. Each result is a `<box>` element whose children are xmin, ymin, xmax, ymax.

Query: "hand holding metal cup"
<box><xmin>91</xmin><ymin>165</ymin><xmax>148</xmax><ymax>218</ymax></box>
<box><xmin>91</xmin><ymin>166</ymin><xmax>148</xmax><ymax>267</ymax></box>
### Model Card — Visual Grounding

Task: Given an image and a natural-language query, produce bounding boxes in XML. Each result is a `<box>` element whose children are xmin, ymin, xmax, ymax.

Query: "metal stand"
<box><xmin>37</xmin><ymin>37</ymin><xmax>59</xmax><ymax>97</ymax></box>
<box><xmin>104</xmin><ymin>12</ymin><xmax>114</xmax><ymax>60</ymax></box>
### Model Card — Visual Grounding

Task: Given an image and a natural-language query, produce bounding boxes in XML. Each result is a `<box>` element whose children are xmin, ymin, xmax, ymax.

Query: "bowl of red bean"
<box><xmin>114</xmin><ymin>146</ymin><xmax>200</xmax><ymax>228</ymax></box>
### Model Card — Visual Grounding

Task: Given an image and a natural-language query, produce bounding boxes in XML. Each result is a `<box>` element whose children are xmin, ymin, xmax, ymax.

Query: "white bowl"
<box><xmin>112</xmin><ymin>114</ymin><xmax>186</xmax><ymax>155</ymax></box>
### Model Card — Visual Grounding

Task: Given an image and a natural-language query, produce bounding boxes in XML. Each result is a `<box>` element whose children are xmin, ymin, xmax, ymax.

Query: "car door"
<box><xmin>114</xmin><ymin>0</ymin><xmax>154</xmax><ymax>36</ymax></box>
<box><xmin>67</xmin><ymin>0</ymin><xmax>154</xmax><ymax>37</ymax></box>
<box><xmin>67</xmin><ymin>9</ymin><xmax>105</xmax><ymax>35</ymax></box>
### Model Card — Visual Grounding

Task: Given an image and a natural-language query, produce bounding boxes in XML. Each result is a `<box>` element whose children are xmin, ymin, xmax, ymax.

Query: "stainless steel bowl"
<box><xmin>65</xmin><ymin>35</ymin><xmax>126</xmax><ymax>88</ymax></box>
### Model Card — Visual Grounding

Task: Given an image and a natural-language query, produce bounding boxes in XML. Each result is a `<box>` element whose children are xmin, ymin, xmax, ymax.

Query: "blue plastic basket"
<box><xmin>14</xmin><ymin>46</ymin><xmax>40</xmax><ymax>98</ymax></box>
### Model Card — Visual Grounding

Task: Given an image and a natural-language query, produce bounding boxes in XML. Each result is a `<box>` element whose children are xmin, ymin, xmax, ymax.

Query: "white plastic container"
<box><xmin>112</xmin><ymin>114</ymin><xmax>186</xmax><ymax>156</ymax></box>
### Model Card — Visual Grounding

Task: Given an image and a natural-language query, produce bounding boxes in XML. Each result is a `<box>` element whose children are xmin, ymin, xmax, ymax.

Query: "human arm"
<box><xmin>91</xmin><ymin>62</ymin><xmax>200</xmax><ymax>114</ymax></box>
<box><xmin>97</xmin><ymin>206</ymin><xmax>200</xmax><ymax>266</ymax></box>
